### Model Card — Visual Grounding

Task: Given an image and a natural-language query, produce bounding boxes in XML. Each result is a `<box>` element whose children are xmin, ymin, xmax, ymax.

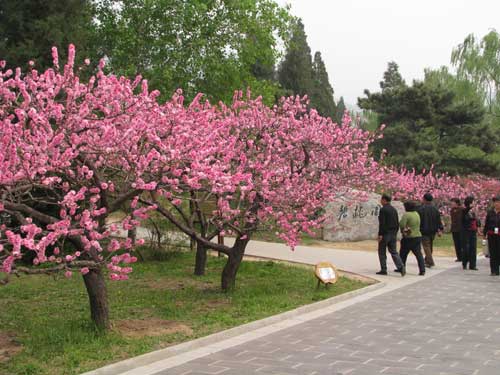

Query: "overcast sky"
<box><xmin>278</xmin><ymin>0</ymin><xmax>500</xmax><ymax>107</ymax></box>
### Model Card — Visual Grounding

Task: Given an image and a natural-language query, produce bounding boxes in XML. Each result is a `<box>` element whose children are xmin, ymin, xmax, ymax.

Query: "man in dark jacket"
<box><xmin>450</xmin><ymin>198</ymin><xmax>464</xmax><ymax>262</ymax></box>
<box><xmin>482</xmin><ymin>196</ymin><xmax>500</xmax><ymax>275</ymax></box>
<box><xmin>377</xmin><ymin>194</ymin><xmax>405</xmax><ymax>276</ymax></box>
<box><xmin>418</xmin><ymin>193</ymin><xmax>444</xmax><ymax>268</ymax></box>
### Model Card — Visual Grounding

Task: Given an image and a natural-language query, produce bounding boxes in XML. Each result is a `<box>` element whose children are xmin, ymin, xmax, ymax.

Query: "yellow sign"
<box><xmin>314</xmin><ymin>262</ymin><xmax>338</xmax><ymax>287</ymax></box>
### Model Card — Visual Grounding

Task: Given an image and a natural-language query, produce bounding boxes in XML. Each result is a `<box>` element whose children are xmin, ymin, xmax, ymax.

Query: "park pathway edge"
<box><xmin>82</xmin><ymin>263</ymin><xmax>454</xmax><ymax>375</ymax></box>
<box><xmin>81</xmin><ymin>280</ymin><xmax>383</xmax><ymax>375</ymax></box>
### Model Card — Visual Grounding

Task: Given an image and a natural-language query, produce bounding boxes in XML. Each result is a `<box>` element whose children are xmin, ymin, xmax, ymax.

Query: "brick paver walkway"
<box><xmin>161</xmin><ymin>260</ymin><xmax>500</xmax><ymax>375</ymax></box>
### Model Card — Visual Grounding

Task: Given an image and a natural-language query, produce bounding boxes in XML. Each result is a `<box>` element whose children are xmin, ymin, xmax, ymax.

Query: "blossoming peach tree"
<box><xmin>386</xmin><ymin>166</ymin><xmax>499</xmax><ymax>216</ymax></box>
<box><xmin>143</xmin><ymin>94</ymin><xmax>385</xmax><ymax>290</ymax></box>
<box><xmin>0</xmin><ymin>46</ymin><xmax>165</xmax><ymax>329</ymax></box>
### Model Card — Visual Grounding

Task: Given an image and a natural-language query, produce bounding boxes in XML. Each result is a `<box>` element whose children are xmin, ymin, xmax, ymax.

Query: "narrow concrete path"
<box><xmin>119</xmin><ymin>227</ymin><xmax>457</xmax><ymax>285</ymax></box>
<box><xmin>155</xmin><ymin>259</ymin><xmax>500</xmax><ymax>375</ymax></box>
<box><xmin>240</xmin><ymin>238</ymin><xmax>457</xmax><ymax>286</ymax></box>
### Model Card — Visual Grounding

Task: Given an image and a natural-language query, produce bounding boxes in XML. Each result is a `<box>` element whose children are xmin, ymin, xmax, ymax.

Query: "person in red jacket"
<box><xmin>483</xmin><ymin>196</ymin><xmax>500</xmax><ymax>276</ymax></box>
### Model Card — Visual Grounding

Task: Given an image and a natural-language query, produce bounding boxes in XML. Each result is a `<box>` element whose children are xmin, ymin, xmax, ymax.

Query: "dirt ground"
<box><xmin>0</xmin><ymin>332</ymin><xmax>22</xmax><ymax>363</ymax></box>
<box><xmin>114</xmin><ymin>319</ymin><xmax>193</xmax><ymax>338</ymax></box>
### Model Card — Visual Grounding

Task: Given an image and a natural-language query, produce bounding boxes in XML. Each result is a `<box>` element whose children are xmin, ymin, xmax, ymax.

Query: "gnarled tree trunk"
<box><xmin>194</xmin><ymin>240</ymin><xmax>208</xmax><ymax>276</ymax></box>
<box><xmin>221</xmin><ymin>237</ymin><xmax>249</xmax><ymax>291</ymax></box>
<box><xmin>83</xmin><ymin>267</ymin><xmax>110</xmax><ymax>330</ymax></box>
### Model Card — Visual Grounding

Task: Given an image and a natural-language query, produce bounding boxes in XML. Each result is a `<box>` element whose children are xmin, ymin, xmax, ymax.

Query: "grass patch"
<box><xmin>251</xmin><ymin>229</ymin><xmax>321</xmax><ymax>246</ymax></box>
<box><xmin>433</xmin><ymin>232</ymin><xmax>454</xmax><ymax>249</ymax></box>
<box><xmin>434</xmin><ymin>232</ymin><xmax>483</xmax><ymax>257</ymax></box>
<box><xmin>0</xmin><ymin>251</ymin><xmax>366</xmax><ymax>375</ymax></box>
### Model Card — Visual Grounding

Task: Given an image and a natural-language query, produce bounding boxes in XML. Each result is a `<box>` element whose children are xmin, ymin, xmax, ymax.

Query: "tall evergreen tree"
<box><xmin>311</xmin><ymin>51</ymin><xmax>336</xmax><ymax>118</ymax></box>
<box><xmin>335</xmin><ymin>97</ymin><xmax>347</xmax><ymax>124</ymax></box>
<box><xmin>380</xmin><ymin>61</ymin><xmax>406</xmax><ymax>91</ymax></box>
<box><xmin>0</xmin><ymin>0</ymin><xmax>94</xmax><ymax>70</ymax></box>
<box><xmin>278</xmin><ymin>19</ymin><xmax>315</xmax><ymax>98</ymax></box>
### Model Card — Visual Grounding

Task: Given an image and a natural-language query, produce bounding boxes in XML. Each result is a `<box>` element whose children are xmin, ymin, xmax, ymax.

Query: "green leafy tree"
<box><xmin>92</xmin><ymin>0</ymin><xmax>291</xmax><ymax>104</ymax></box>
<box><xmin>359</xmin><ymin>63</ymin><xmax>498</xmax><ymax>176</ymax></box>
<box><xmin>0</xmin><ymin>0</ymin><xmax>94</xmax><ymax>70</ymax></box>
<box><xmin>452</xmin><ymin>30</ymin><xmax>500</xmax><ymax>116</ymax></box>
<box><xmin>311</xmin><ymin>51</ymin><xmax>336</xmax><ymax>118</ymax></box>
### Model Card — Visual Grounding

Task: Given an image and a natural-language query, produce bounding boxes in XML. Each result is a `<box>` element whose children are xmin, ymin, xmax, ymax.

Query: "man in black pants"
<box><xmin>377</xmin><ymin>194</ymin><xmax>405</xmax><ymax>276</ymax></box>
<box><xmin>483</xmin><ymin>196</ymin><xmax>500</xmax><ymax>276</ymax></box>
<box><xmin>418</xmin><ymin>193</ymin><xmax>443</xmax><ymax>268</ymax></box>
<box><xmin>450</xmin><ymin>198</ymin><xmax>464</xmax><ymax>262</ymax></box>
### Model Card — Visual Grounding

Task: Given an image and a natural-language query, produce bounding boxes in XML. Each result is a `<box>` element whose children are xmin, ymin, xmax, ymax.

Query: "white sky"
<box><xmin>278</xmin><ymin>0</ymin><xmax>500</xmax><ymax>107</ymax></box>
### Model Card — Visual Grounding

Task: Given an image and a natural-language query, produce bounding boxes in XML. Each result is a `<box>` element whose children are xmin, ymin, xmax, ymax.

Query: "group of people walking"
<box><xmin>376</xmin><ymin>193</ymin><xmax>500</xmax><ymax>277</ymax></box>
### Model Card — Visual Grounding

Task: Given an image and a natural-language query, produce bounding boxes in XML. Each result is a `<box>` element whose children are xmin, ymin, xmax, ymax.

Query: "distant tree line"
<box><xmin>358</xmin><ymin>30</ymin><xmax>500</xmax><ymax>177</ymax></box>
<box><xmin>0</xmin><ymin>0</ymin><xmax>339</xmax><ymax>116</ymax></box>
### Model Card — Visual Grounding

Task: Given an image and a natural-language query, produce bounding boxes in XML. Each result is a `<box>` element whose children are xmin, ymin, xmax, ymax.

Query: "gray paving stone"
<box><xmin>159</xmin><ymin>260</ymin><xmax>500</xmax><ymax>375</ymax></box>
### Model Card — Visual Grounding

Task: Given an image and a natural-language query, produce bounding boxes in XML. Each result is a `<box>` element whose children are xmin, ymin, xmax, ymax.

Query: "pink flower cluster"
<box><xmin>0</xmin><ymin>45</ymin><xmax>163</xmax><ymax>279</ymax></box>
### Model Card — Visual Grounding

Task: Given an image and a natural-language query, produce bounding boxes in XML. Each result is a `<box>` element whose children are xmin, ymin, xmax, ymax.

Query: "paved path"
<box><xmin>157</xmin><ymin>259</ymin><xmax>500</xmax><ymax>375</ymax></box>
<box><xmin>241</xmin><ymin>239</ymin><xmax>457</xmax><ymax>285</ymax></box>
<box><xmin>101</xmin><ymin>231</ymin><xmax>497</xmax><ymax>375</ymax></box>
<box><xmin>121</xmin><ymin>227</ymin><xmax>457</xmax><ymax>285</ymax></box>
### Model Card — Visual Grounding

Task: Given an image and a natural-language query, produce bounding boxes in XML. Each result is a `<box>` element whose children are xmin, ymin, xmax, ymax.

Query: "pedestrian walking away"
<box><xmin>377</xmin><ymin>194</ymin><xmax>405</xmax><ymax>276</ymax></box>
<box><xmin>450</xmin><ymin>198</ymin><xmax>464</xmax><ymax>262</ymax></box>
<box><xmin>418</xmin><ymin>193</ymin><xmax>444</xmax><ymax>268</ymax></box>
<box><xmin>399</xmin><ymin>201</ymin><xmax>425</xmax><ymax>275</ymax></box>
<box><xmin>483</xmin><ymin>195</ymin><xmax>500</xmax><ymax>276</ymax></box>
<box><xmin>462</xmin><ymin>196</ymin><xmax>479</xmax><ymax>271</ymax></box>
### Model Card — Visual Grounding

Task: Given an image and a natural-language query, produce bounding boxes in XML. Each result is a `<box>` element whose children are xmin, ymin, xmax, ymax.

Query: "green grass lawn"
<box><xmin>433</xmin><ymin>232</ymin><xmax>454</xmax><ymax>248</ymax></box>
<box><xmin>433</xmin><ymin>232</ymin><xmax>484</xmax><ymax>257</ymax></box>
<box><xmin>0</xmin><ymin>251</ymin><xmax>366</xmax><ymax>375</ymax></box>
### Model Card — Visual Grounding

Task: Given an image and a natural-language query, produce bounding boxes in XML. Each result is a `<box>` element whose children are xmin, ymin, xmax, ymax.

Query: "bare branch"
<box><xmin>140</xmin><ymin>198</ymin><xmax>231</xmax><ymax>254</ymax></box>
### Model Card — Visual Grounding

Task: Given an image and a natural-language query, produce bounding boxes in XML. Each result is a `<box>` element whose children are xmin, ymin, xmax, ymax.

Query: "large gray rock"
<box><xmin>322</xmin><ymin>192</ymin><xmax>405</xmax><ymax>242</ymax></box>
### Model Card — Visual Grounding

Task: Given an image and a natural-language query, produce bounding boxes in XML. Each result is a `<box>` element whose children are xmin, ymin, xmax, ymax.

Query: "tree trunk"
<box><xmin>194</xmin><ymin>240</ymin><xmax>207</xmax><ymax>276</ymax></box>
<box><xmin>221</xmin><ymin>237</ymin><xmax>248</xmax><ymax>291</ymax></box>
<box><xmin>83</xmin><ymin>267</ymin><xmax>110</xmax><ymax>330</ymax></box>
<box><xmin>127</xmin><ymin>227</ymin><xmax>137</xmax><ymax>243</ymax></box>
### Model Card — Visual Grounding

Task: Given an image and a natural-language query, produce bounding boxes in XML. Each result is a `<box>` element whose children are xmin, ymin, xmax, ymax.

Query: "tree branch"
<box><xmin>140</xmin><ymin>198</ymin><xmax>232</xmax><ymax>254</ymax></box>
<box><xmin>109</xmin><ymin>189</ymin><xmax>142</xmax><ymax>212</ymax></box>
<box><xmin>2</xmin><ymin>202</ymin><xmax>58</xmax><ymax>225</ymax></box>
<box><xmin>12</xmin><ymin>260</ymin><xmax>100</xmax><ymax>276</ymax></box>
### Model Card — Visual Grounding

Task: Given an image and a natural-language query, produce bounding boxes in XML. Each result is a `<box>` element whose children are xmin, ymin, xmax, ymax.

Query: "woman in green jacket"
<box><xmin>400</xmin><ymin>201</ymin><xmax>425</xmax><ymax>275</ymax></box>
